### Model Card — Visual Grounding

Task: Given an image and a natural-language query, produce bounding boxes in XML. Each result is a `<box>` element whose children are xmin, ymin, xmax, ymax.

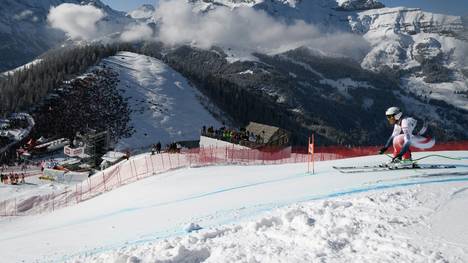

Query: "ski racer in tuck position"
<box><xmin>379</xmin><ymin>107</ymin><xmax>435</xmax><ymax>164</ymax></box>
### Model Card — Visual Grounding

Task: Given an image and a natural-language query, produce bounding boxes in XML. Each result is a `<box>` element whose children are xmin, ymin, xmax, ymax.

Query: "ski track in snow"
<box><xmin>1</xmin><ymin>152</ymin><xmax>467</xmax><ymax>262</ymax></box>
<box><xmin>51</xmin><ymin>173</ymin><xmax>468</xmax><ymax>261</ymax></box>
<box><xmin>65</xmin><ymin>176</ymin><xmax>468</xmax><ymax>263</ymax></box>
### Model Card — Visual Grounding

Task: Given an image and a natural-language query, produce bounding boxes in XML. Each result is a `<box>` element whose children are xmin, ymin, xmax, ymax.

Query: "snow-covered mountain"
<box><xmin>168</xmin><ymin>0</ymin><xmax>468</xmax><ymax>138</ymax></box>
<box><xmin>182</xmin><ymin>0</ymin><xmax>468</xmax><ymax>113</ymax></box>
<box><xmin>190</xmin><ymin>0</ymin><xmax>384</xmax><ymax>11</ymax></box>
<box><xmin>128</xmin><ymin>4</ymin><xmax>155</xmax><ymax>20</ymax></box>
<box><xmin>0</xmin><ymin>0</ymin><xmax>133</xmax><ymax>71</ymax></box>
<box><xmin>2</xmin><ymin>0</ymin><xmax>467</xmax><ymax>145</ymax></box>
<box><xmin>100</xmin><ymin>52</ymin><xmax>224</xmax><ymax>150</ymax></box>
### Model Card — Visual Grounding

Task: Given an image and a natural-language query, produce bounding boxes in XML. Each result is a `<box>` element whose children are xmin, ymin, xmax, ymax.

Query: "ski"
<box><xmin>333</xmin><ymin>164</ymin><xmax>456</xmax><ymax>174</ymax></box>
<box><xmin>333</xmin><ymin>164</ymin><xmax>389</xmax><ymax>170</ymax></box>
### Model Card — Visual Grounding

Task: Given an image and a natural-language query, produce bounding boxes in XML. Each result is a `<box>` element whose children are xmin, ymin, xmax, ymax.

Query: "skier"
<box><xmin>379</xmin><ymin>107</ymin><xmax>434</xmax><ymax>164</ymax></box>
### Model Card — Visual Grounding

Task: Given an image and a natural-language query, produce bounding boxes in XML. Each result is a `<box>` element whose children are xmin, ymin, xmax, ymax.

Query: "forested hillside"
<box><xmin>1</xmin><ymin>42</ymin><xmax>467</xmax><ymax>146</ymax></box>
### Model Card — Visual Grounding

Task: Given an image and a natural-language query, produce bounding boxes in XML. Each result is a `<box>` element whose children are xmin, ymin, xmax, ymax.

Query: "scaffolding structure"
<box><xmin>73</xmin><ymin>130</ymin><xmax>110</xmax><ymax>166</ymax></box>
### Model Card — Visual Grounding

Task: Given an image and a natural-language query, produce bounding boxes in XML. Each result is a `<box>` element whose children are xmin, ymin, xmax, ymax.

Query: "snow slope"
<box><xmin>0</xmin><ymin>151</ymin><xmax>467</xmax><ymax>262</ymax></box>
<box><xmin>100</xmin><ymin>52</ymin><xmax>223</xmax><ymax>150</ymax></box>
<box><xmin>1</xmin><ymin>58</ymin><xmax>43</xmax><ymax>77</ymax></box>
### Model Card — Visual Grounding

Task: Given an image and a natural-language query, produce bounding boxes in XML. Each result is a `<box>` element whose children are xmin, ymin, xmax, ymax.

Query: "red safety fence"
<box><xmin>293</xmin><ymin>140</ymin><xmax>468</xmax><ymax>159</ymax></box>
<box><xmin>1</xmin><ymin>140</ymin><xmax>467</xmax><ymax>216</ymax></box>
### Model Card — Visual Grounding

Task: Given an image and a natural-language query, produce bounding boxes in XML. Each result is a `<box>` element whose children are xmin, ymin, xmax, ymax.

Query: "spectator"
<box><xmin>207</xmin><ymin>126</ymin><xmax>214</xmax><ymax>136</ymax></box>
<box><xmin>156</xmin><ymin>141</ymin><xmax>161</xmax><ymax>154</ymax></box>
<box><xmin>249</xmin><ymin>133</ymin><xmax>256</xmax><ymax>142</ymax></box>
<box><xmin>176</xmin><ymin>143</ymin><xmax>182</xmax><ymax>153</ymax></box>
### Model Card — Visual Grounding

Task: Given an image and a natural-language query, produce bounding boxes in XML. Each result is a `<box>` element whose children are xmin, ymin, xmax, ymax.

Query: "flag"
<box><xmin>308</xmin><ymin>135</ymin><xmax>314</xmax><ymax>154</ymax></box>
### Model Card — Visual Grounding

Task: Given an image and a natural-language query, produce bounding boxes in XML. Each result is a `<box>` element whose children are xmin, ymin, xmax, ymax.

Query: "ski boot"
<box><xmin>386</xmin><ymin>157</ymin><xmax>416</xmax><ymax>169</ymax></box>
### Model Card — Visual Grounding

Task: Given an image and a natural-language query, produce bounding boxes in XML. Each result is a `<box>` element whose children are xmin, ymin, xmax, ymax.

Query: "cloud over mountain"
<box><xmin>48</xmin><ymin>3</ymin><xmax>105</xmax><ymax>41</ymax></box>
<box><xmin>155</xmin><ymin>0</ymin><xmax>370</xmax><ymax>60</ymax></box>
<box><xmin>47</xmin><ymin>3</ymin><xmax>153</xmax><ymax>43</ymax></box>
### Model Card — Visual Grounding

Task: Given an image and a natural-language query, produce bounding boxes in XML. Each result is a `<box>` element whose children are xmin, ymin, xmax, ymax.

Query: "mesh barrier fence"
<box><xmin>1</xmin><ymin>140</ymin><xmax>467</xmax><ymax>216</ymax></box>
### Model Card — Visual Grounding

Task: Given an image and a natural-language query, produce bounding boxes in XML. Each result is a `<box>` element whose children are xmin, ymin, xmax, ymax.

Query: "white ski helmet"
<box><xmin>385</xmin><ymin>107</ymin><xmax>402</xmax><ymax>120</ymax></box>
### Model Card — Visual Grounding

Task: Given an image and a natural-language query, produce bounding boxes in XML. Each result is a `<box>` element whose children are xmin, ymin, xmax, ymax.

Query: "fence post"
<box><xmin>145</xmin><ymin>156</ymin><xmax>149</xmax><ymax>175</ymax></box>
<box><xmin>161</xmin><ymin>153</ymin><xmax>165</xmax><ymax>170</ymax></box>
<box><xmin>168</xmin><ymin>153</ymin><xmax>172</xmax><ymax>169</ymax></box>
<box><xmin>150</xmin><ymin>154</ymin><xmax>155</xmax><ymax>173</ymax></box>
<box><xmin>88</xmin><ymin>177</ymin><xmax>92</xmax><ymax>193</ymax></box>
<box><xmin>189</xmin><ymin>151</ymin><xmax>192</xmax><ymax>167</ymax></box>
<box><xmin>103</xmin><ymin>171</ymin><xmax>107</xmax><ymax>192</ymax></box>
<box><xmin>210</xmin><ymin>146</ymin><xmax>213</xmax><ymax>164</ymax></box>
<box><xmin>132</xmin><ymin>160</ymin><xmax>139</xmax><ymax>180</ymax></box>
<box><xmin>231</xmin><ymin>145</ymin><xmax>234</xmax><ymax>163</ymax></box>
<box><xmin>117</xmin><ymin>165</ymin><xmax>122</xmax><ymax>185</ymax></box>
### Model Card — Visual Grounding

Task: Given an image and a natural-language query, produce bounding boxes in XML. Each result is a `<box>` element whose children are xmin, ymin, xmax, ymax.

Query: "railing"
<box><xmin>1</xmin><ymin>140</ymin><xmax>467</xmax><ymax>216</ymax></box>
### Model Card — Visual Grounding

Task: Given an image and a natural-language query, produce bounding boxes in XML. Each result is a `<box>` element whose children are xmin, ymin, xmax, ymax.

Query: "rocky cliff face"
<box><xmin>337</xmin><ymin>0</ymin><xmax>384</xmax><ymax>11</ymax></box>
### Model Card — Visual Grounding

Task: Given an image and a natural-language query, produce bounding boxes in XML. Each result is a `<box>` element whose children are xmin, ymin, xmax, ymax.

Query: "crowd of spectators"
<box><xmin>151</xmin><ymin>141</ymin><xmax>182</xmax><ymax>154</ymax></box>
<box><xmin>0</xmin><ymin>171</ymin><xmax>25</xmax><ymax>185</ymax></box>
<box><xmin>32</xmin><ymin>68</ymin><xmax>133</xmax><ymax>146</ymax></box>
<box><xmin>201</xmin><ymin>125</ymin><xmax>265</xmax><ymax>147</ymax></box>
<box><xmin>0</xmin><ymin>161</ymin><xmax>38</xmax><ymax>183</ymax></box>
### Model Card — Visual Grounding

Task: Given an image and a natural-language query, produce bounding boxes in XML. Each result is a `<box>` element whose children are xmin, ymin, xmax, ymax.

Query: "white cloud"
<box><xmin>14</xmin><ymin>10</ymin><xmax>39</xmax><ymax>22</ymax></box>
<box><xmin>121</xmin><ymin>23</ymin><xmax>154</xmax><ymax>42</ymax></box>
<box><xmin>155</xmin><ymin>0</ymin><xmax>370</xmax><ymax>60</ymax></box>
<box><xmin>14</xmin><ymin>10</ymin><xmax>34</xmax><ymax>20</ymax></box>
<box><xmin>47</xmin><ymin>4</ymin><xmax>105</xmax><ymax>41</ymax></box>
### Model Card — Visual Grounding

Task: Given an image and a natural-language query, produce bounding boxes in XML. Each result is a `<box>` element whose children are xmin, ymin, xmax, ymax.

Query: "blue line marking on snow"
<box><xmin>53</xmin><ymin>174</ymin><xmax>468</xmax><ymax>263</ymax></box>
<box><xmin>0</xmin><ymin>172</ymin><xmax>312</xmax><ymax>243</ymax></box>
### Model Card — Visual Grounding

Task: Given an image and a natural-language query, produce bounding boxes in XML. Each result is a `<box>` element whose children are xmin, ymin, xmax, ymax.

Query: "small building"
<box><xmin>100</xmin><ymin>151</ymin><xmax>126</xmax><ymax>170</ymax></box>
<box><xmin>65</xmin><ymin>129</ymin><xmax>110</xmax><ymax>167</ymax></box>
<box><xmin>245</xmin><ymin>122</ymin><xmax>290</xmax><ymax>147</ymax></box>
<box><xmin>199</xmin><ymin>121</ymin><xmax>290</xmax><ymax>150</ymax></box>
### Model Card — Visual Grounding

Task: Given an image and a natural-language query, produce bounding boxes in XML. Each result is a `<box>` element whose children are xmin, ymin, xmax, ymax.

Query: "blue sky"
<box><xmin>101</xmin><ymin>0</ymin><xmax>156</xmax><ymax>11</ymax></box>
<box><xmin>102</xmin><ymin>0</ymin><xmax>467</xmax><ymax>16</ymax></box>
<box><xmin>380</xmin><ymin>0</ymin><xmax>468</xmax><ymax>16</ymax></box>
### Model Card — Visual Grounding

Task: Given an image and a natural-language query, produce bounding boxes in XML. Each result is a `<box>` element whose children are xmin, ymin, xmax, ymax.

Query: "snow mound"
<box><xmin>185</xmin><ymin>222</ymin><xmax>203</xmax><ymax>233</ymax></box>
<box><xmin>70</xmin><ymin>183</ymin><xmax>468</xmax><ymax>262</ymax></box>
